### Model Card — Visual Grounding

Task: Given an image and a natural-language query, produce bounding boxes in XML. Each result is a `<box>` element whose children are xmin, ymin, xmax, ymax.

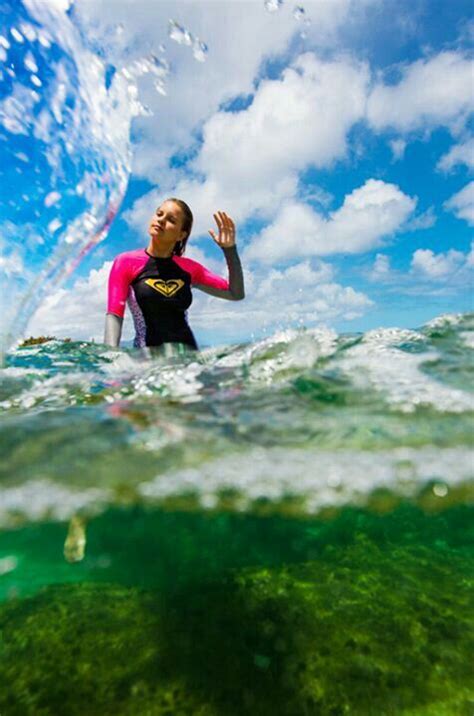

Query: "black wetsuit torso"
<box><xmin>131</xmin><ymin>254</ymin><xmax>198</xmax><ymax>349</ymax></box>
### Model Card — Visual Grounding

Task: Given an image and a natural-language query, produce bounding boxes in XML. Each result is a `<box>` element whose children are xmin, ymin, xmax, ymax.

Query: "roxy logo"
<box><xmin>144</xmin><ymin>278</ymin><xmax>184</xmax><ymax>297</ymax></box>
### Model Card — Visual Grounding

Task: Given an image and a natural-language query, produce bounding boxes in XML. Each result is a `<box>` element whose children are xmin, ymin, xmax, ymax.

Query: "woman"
<box><xmin>104</xmin><ymin>198</ymin><xmax>245</xmax><ymax>350</ymax></box>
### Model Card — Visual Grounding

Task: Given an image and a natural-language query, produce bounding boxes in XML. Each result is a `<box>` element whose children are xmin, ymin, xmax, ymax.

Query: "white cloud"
<box><xmin>367</xmin><ymin>51</ymin><xmax>473</xmax><ymax>133</ymax></box>
<box><xmin>437</xmin><ymin>137</ymin><xmax>474</xmax><ymax>172</ymax></box>
<box><xmin>191</xmin><ymin>260</ymin><xmax>373</xmax><ymax>341</ymax></box>
<box><xmin>403</xmin><ymin>206</ymin><xmax>437</xmax><ymax>231</ymax></box>
<box><xmin>124</xmin><ymin>52</ymin><xmax>369</xmax><ymax>237</ymax></box>
<box><xmin>75</xmin><ymin>0</ymin><xmax>364</xmax><ymax>184</ymax></box>
<box><xmin>245</xmin><ymin>179</ymin><xmax>416</xmax><ymax>263</ymax></box>
<box><xmin>444</xmin><ymin>181</ymin><xmax>474</xmax><ymax>225</ymax></box>
<box><xmin>389</xmin><ymin>138</ymin><xmax>407</xmax><ymax>161</ymax></box>
<box><xmin>411</xmin><ymin>246</ymin><xmax>472</xmax><ymax>279</ymax></box>
<box><xmin>370</xmin><ymin>253</ymin><xmax>391</xmax><ymax>281</ymax></box>
<box><xmin>25</xmin><ymin>261</ymin><xmax>133</xmax><ymax>342</ymax></box>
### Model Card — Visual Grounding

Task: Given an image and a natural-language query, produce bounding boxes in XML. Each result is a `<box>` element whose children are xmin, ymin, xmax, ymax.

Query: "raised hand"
<box><xmin>208</xmin><ymin>211</ymin><xmax>236</xmax><ymax>249</ymax></box>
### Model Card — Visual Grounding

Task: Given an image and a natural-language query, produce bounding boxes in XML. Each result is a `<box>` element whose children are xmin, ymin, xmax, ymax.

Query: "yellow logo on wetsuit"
<box><xmin>145</xmin><ymin>278</ymin><xmax>185</xmax><ymax>297</ymax></box>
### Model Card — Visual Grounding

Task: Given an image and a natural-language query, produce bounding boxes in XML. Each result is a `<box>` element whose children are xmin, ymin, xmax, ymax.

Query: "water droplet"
<box><xmin>30</xmin><ymin>74</ymin><xmax>42</xmax><ymax>87</ymax></box>
<box><xmin>24</xmin><ymin>51</ymin><xmax>38</xmax><ymax>73</ymax></box>
<box><xmin>48</xmin><ymin>219</ymin><xmax>63</xmax><ymax>233</ymax></box>
<box><xmin>154</xmin><ymin>79</ymin><xmax>167</xmax><ymax>96</ymax></box>
<box><xmin>158</xmin><ymin>44</ymin><xmax>166</xmax><ymax>53</ymax></box>
<box><xmin>10</xmin><ymin>28</ymin><xmax>24</xmax><ymax>43</ymax></box>
<box><xmin>0</xmin><ymin>35</ymin><xmax>11</xmax><ymax>49</ymax></box>
<box><xmin>115</xmin><ymin>23</ymin><xmax>125</xmax><ymax>37</ymax></box>
<box><xmin>44</xmin><ymin>191</ymin><xmax>61</xmax><ymax>208</ymax></box>
<box><xmin>0</xmin><ymin>47</ymin><xmax>7</xmax><ymax>63</ymax></box>
<box><xmin>168</xmin><ymin>19</ymin><xmax>194</xmax><ymax>47</ymax></box>
<box><xmin>433</xmin><ymin>483</ymin><xmax>448</xmax><ymax>497</ymax></box>
<box><xmin>293</xmin><ymin>5</ymin><xmax>305</xmax><ymax>21</ymax></box>
<box><xmin>38</xmin><ymin>32</ymin><xmax>52</xmax><ymax>48</ymax></box>
<box><xmin>264</xmin><ymin>0</ymin><xmax>283</xmax><ymax>12</ymax></box>
<box><xmin>19</xmin><ymin>23</ymin><xmax>37</xmax><ymax>42</ymax></box>
<box><xmin>192</xmin><ymin>39</ymin><xmax>208</xmax><ymax>62</ymax></box>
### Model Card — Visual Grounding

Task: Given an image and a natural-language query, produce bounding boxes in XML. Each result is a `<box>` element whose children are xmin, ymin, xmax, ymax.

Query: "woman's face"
<box><xmin>148</xmin><ymin>200</ymin><xmax>186</xmax><ymax>246</ymax></box>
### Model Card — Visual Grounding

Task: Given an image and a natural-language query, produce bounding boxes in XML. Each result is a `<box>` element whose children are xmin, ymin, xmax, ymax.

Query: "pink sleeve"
<box><xmin>107</xmin><ymin>255</ymin><xmax>132</xmax><ymax>318</ymax></box>
<box><xmin>190</xmin><ymin>260</ymin><xmax>230</xmax><ymax>290</ymax></box>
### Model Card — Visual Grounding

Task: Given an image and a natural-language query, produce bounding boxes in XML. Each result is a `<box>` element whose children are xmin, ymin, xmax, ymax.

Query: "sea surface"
<box><xmin>0</xmin><ymin>313</ymin><xmax>473</xmax><ymax>714</ymax></box>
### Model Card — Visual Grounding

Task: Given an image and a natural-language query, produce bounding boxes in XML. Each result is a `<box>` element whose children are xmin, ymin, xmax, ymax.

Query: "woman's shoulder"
<box><xmin>173</xmin><ymin>254</ymin><xmax>205</xmax><ymax>278</ymax></box>
<box><xmin>113</xmin><ymin>248</ymin><xmax>147</xmax><ymax>263</ymax></box>
<box><xmin>111</xmin><ymin>248</ymin><xmax>148</xmax><ymax>270</ymax></box>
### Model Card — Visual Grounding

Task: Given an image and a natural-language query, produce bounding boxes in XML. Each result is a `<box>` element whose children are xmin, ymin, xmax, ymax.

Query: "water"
<box><xmin>0</xmin><ymin>314</ymin><xmax>473</xmax><ymax>714</ymax></box>
<box><xmin>0</xmin><ymin>0</ymin><xmax>169</xmax><ymax>353</ymax></box>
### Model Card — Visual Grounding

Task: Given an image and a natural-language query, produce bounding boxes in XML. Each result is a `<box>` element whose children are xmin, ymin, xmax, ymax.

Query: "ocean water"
<box><xmin>0</xmin><ymin>313</ymin><xmax>473</xmax><ymax>714</ymax></box>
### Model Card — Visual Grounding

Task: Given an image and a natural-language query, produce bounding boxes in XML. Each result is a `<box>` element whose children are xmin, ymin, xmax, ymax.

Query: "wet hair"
<box><xmin>165</xmin><ymin>197</ymin><xmax>193</xmax><ymax>256</ymax></box>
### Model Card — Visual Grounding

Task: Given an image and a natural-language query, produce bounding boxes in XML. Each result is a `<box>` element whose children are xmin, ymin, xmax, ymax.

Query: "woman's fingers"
<box><xmin>211</xmin><ymin>211</ymin><xmax>236</xmax><ymax>246</ymax></box>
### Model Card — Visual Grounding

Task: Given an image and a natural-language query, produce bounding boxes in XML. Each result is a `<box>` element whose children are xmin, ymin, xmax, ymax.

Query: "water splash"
<box><xmin>0</xmin><ymin>1</ymin><xmax>164</xmax><ymax>355</ymax></box>
<box><xmin>168</xmin><ymin>19</ymin><xmax>208</xmax><ymax>62</ymax></box>
<box><xmin>264</xmin><ymin>0</ymin><xmax>284</xmax><ymax>13</ymax></box>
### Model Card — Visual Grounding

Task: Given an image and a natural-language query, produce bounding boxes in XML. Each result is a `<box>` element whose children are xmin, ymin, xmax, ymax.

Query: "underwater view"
<box><xmin>1</xmin><ymin>315</ymin><xmax>473</xmax><ymax>714</ymax></box>
<box><xmin>1</xmin><ymin>0</ymin><xmax>473</xmax><ymax>714</ymax></box>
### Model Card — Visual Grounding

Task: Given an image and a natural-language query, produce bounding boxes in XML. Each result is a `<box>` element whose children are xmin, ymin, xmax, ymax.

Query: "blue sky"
<box><xmin>2</xmin><ymin>0</ymin><xmax>472</xmax><ymax>346</ymax></box>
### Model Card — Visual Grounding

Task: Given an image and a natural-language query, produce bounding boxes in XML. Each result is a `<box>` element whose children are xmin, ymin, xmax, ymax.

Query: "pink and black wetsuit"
<box><xmin>107</xmin><ymin>246</ymin><xmax>243</xmax><ymax>349</ymax></box>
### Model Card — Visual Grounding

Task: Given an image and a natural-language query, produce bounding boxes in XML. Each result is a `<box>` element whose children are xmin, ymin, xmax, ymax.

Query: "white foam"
<box><xmin>0</xmin><ymin>479</ymin><xmax>109</xmax><ymax>528</ymax></box>
<box><xmin>139</xmin><ymin>445</ymin><xmax>473</xmax><ymax>513</ymax></box>
<box><xmin>336</xmin><ymin>327</ymin><xmax>473</xmax><ymax>413</ymax></box>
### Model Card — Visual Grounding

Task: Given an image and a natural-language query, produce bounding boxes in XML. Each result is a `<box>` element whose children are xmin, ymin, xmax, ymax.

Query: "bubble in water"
<box><xmin>264</xmin><ymin>0</ymin><xmax>283</xmax><ymax>12</ymax></box>
<box><xmin>0</xmin><ymin>556</ymin><xmax>18</xmax><ymax>576</ymax></box>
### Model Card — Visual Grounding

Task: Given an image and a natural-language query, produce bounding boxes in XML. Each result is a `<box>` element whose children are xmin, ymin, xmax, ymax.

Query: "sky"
<box><xmin>9</xmin><ymin>0</ymin><xmax>474</xmax><ymax>346</ymax></box>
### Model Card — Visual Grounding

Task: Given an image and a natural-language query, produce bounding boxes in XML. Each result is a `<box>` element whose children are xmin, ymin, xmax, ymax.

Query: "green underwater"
<box><xmin>0</xmin><ymin>314</ymin><xmax>473</xmax><ymax>714</ymax></box>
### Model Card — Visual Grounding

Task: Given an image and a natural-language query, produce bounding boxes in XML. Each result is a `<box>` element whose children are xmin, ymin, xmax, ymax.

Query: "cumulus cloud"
<box><xmin>191</xmin><ymin>260</ymin><xmax>373</xmax><ymax>342</ymax></box>
<box><xmin>444</xmin><ymin>181</ymin><xmax>474</xmax><ymax>225</ymax></box>
<box><xmin>411</xmin><ymin>245</ymin><xmax>473</xmax><ymax>280</ymax></box>
<box><xmin>245</xmin><ymin>179</ymin><xmax>416</xmax><ymax>263</ymax></box>
<box><xmin>403</xmin><ymin>207</ymin><xmax>437</xmax><ymax>231</ymax></box>
<box><xmin>76</xmin><ymin>0</ymin><xmax>366</xmax><ymax>184</ymax></box>
<box><xmin>437</xmin><ymin>137</ymin><xmax>474</xmax><ymax>172</ymax></box>
<box><xmin>389</xmin><ymin>139</ymin><xmax>407</xmax><ymax>161</ymax></box>
<box><xmin>25</xmin><ymin>261</ymin><xmax>133</xmax><ymax>342</ymax></box>
<box><xmin>124</xmin><ymin>52</ymin><xmax>369</xmax><ymax>237</ymax></box>
<box><xmin>367</xmin><ymin>51</ymin><xmax>473</xmax><ymax>133</ymax></box>
<box><xmin>366</xmin><ymin>244</ymin><xmax>473</xmax><ymax>294</ymax></box>
<box><xmin>370</xmin><ymin>253</ymin><xmax>391</xmax><ymax>281</ymax></box>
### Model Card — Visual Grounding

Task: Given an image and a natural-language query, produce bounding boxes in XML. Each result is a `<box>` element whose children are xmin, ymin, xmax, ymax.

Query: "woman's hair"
<box><xmin>166</xmin><ymin>197</ymin><xmax>193</xmax><ymax>256</ymax></box>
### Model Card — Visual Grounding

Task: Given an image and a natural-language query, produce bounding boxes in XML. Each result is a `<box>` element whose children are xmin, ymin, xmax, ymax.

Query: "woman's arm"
<box><xmin>104</xmin><ymin>313</ymin><xmax>123</xmax><ymax>347</ymax></box>
<box><xmin>194</xmin><ymin>245</ymin><xmax>245</xmax><ymax>300</ymax></box>
<box><xmin>104</xmin><ymin>253</ymin><xmax>131</xmax><ymax>347</ymax></box>
<box><xmin>194</xmin><ymin>211</ymin><xmax>245</xmax><ymax>301</ymax></box>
